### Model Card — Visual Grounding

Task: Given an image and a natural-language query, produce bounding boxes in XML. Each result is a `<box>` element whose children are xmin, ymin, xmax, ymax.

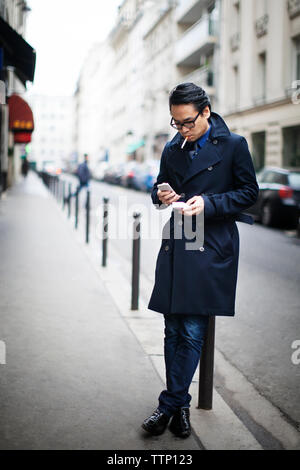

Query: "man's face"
<box><xmin>170</xmin><ymin>104</ymin><xmax>211</xmax><ymax>142</ymax></box>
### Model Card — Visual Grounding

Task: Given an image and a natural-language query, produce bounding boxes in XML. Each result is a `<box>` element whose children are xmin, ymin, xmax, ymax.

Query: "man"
<box><xmin>21</xmin><ymin>157</ymin><xmax>29</xmax><ymax>178</ymax></box>
<box><xmin>142</xmin><ymin>83</ymin><xmax>259</xmax><ymax>438</ymax></box>
<box><xmin>67</xmin><ymin>153</ymin><xmax>91</xmax><ymax>201</ymax></box>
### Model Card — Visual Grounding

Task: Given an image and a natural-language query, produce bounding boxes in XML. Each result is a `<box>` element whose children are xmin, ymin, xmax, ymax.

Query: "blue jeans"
<box><xmin>158</xmin><ymin>314</ymin><xmax>209</xmax><ymax>417</ymax></box>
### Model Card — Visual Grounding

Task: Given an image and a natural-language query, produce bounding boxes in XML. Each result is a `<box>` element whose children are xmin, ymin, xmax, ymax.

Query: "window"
<box><xmin>0</xmin><ymin>0</ymin><xmax>5</xmax><ymax>18</ymax></box>
<box><xmin>272</xmin><ymin>173</ymin><xmax>288</xmax><ymax>185</ymax></box>
<box><xmin>233</xmin><ymin>65</ymin><xmax>240</xmax><ymax>108</ymax></box>
<box><xmin>255</xmin><ymin>52</ymin><xmax>267</xmax><ymax>102</ymax></box>
<box><xmin>251</xmin><ymin>132</ymin><xmax>266</xmax><ymax>171</ymax></box>
<box><xmin>263</xmin><ymin>171</ymin><xmax>277</xmax><ymax>183</ymax></box>
<box><xmin>293</xmin><ymin>36</ymin><xmax>300</xmax><ymax>81</ymax></box>
<box><xmin>288</xmin><ymin>173</ymin><xmax>300</xmax><ymax>189</ymax></box>
<box><xmin>283</xmin><ymin>125</ymin><xmax>300</xmax><ymax>167</ymax></box>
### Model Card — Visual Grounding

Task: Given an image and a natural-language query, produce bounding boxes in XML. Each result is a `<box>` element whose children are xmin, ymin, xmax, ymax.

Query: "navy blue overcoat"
<box><xmin>148</xmin><ymin>112</ymin><xmax>259</xmax><ymax>317</ymax></box>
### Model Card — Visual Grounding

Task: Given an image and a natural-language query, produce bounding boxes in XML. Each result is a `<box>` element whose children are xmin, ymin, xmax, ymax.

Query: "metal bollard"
<box><xmin>59</xmin><ymin>179</ymin><xmax>62</xmax><ymax>203</ymax></box>
<box><xmin>75</xmin><ymin>189</ymin><xmax>79</xmax><ymax>229</ymax></box>
<box><xmin>55</xmin><ymin>177</ymin><xmax>59</xmax><ymax>200</ymax></box>
<box><xmin>85</xmin><ymin>190</ymin><xmax>90</xmax><ymax>244</ymax></box>
<box><xmin>57</xmin><ymin>178</ymin><xmax>61</xmax><ymax>201</ymax></box>
<box><xmin>52</xmin><ymin>176</ymin><xmax>55</xmax><ymax>196</ymax></box>
<box><xmin>102</xmin><ymin>197</ymin><xmax>109</xmax><ymax>267</ymax></box>
<box><xmin>68</xmin><ymin>183</ymin><xmax>72</xmax><ymax>218</ymax></box>
<box><xmin>62</xmin><ymin>181</ymin><xmax>66</xmax><ymax>209</ymax></box>
<box><xmin>198</xmin><ymin>316</ymin><xmax>215</xmax><ymax>410</ymax></box>
<box><xmin>131</xmin><ymin>212</ymin><xmax>141</xmax><ymax>311</ymax></box>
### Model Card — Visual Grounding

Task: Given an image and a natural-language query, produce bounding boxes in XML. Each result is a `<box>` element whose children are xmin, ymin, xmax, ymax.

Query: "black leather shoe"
<box><xmin>142</xmin><ymin>409</ymin><xmax>170</xmax><ymax>436</ymax></box>
<box><xmin>169</xmin><ymin>407</ymin><xmax>191</xmax><ymax>438</ymax></box>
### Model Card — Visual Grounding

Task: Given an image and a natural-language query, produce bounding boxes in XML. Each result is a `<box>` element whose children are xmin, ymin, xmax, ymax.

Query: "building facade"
<box><xmin>75</xmin><ymin>0</ymin><xmax>179</xmax><ymax>165</ymax></box>
<box><xmin>0</xmin><ymin>0</ymin><xmax>35</xmax><ymax>193</ymax></box>
<box><xmin>74</xmin><ymin>0</ymin><xmax>297</xmax><ymax>170</ymax></box>
<box><xmin>174</xmin><ymin>0</ymin><xmax>220</xmax><ymax>108</ymax></box>
<box><xmin>75</xmin><ymin>0</ymin><xmax>224</xmax><ymax>165</ymax></box>
<box><xmin>219</xmin><ymin>0</ymin><xmax>300</xmax><ymax>170</ymax></box>
<box><xmin>27</xmin><ymin>94</ymin><xmax>74</xmax><ymax>172</ymax></box>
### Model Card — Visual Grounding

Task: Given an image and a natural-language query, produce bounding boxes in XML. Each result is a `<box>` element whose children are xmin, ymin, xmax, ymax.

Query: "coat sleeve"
<box><xmin>202</xmin><ymin>137</ymin><xmax>259</xmax><ymax>219</ymax></box>
<box><xmin>151</xmin><ymin>144</ymin><xmax>170</xmax><ymax>210</ymax></box>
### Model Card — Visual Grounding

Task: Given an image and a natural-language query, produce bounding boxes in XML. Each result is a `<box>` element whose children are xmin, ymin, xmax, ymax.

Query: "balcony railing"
<box><xmin>109</xmin><ymin>12</ymin><xmax>136</xmax><ymax>45</ymax></box>
<box><xmin>255</xmin><ymin>14</ymin><xmax>269</xmax><ymax>38</ymax></box>
<box><xmin>183</xmin><ymin>66</ymin><xmax>215</xmax><ymax>90</ymax></box>
<box><xmin>287</xmin><ymin>0</ymin><xmax>300</xmax><ymax>19</ymax></box>
<box><xmin>175</xmin><ymin>15</ymin><xmax>217</xmax><ymax>66</ymax></box>
<box><xmin>176</xmin><ymin>0</ymin><xmax>204</xmax><ymax>23</ymax></box>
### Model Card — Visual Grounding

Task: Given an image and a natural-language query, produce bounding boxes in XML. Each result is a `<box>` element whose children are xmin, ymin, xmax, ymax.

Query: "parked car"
<box><xmin>131</xmin><ymin>160</ymin><xmax>160</xmax><ymax>192</ymax></box>
<box><xmin>103</xmin><ymin>163</ymin><xmax>123</xmax><ymax>185</ymax></box>
<box><xmin>42</xmin><ymin>162</ymin><xmax>62</xmax><ymax>176</ymax></box>
<box><xmin>129</xmin><ymin>163</ymin><xmax>147</xmax><ymax>191</ymax></box>
<box><xmin>120</xmin><ymin>161</ymin><xmax>139</xmax><ymax>188</ymax></box>
<box><xmin>247</xmin><ymin>167</ymin><xmax>300</xmax><ymax>229</ymax></box>
<box><xmin>92</xmin><ymin>161</ymin><xmax>109</xmax><ymax>181</ymax></box>
<box><xmin>144</xmin><ymin>160</ymin><xmax>160</xmax><ymax>192</ymax></box>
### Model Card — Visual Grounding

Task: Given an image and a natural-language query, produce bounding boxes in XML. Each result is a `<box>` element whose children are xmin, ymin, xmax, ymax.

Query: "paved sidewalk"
<box><xmin>0</xmin><ymin>173</ymin><xmax>202</xmax><ymax>450</ymax></box>
<box><xmin>2</xmin><ymin>172</ymin><xmax>300</xmax><ymax>451</ymax></box>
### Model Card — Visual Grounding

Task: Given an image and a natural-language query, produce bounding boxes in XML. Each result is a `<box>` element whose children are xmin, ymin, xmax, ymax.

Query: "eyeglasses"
<box><xmin>170</xmin><ymin>111</ymin><xmax>201</xmax><ymax>130</ymax></box>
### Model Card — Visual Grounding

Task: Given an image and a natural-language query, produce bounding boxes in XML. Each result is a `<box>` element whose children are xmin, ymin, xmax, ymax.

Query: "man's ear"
<box><xmin>203</xmin><ymin>106</ymin><xmax>211</xmax><ymax>119</ymax></box>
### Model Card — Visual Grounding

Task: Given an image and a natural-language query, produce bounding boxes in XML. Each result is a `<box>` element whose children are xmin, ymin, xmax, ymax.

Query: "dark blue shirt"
<box><xmin>190</xmin><ymin>125</ymin><xmax>211</xmax><ymax>160</ymax></box>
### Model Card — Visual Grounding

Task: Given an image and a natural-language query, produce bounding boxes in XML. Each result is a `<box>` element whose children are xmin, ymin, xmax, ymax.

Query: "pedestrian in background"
<box><xmin>67</xmin><ymin>153</ymin><xmax>91</xmax><ymax>202</ymax></box>
<box><xmin>21</xmin><ymin>157</ymin><xmax>29</xmax><ymax>178</ymax></box>
<box><xmin>142</xmin><ymin>83</ymin><xmax>259</xmax><ymax>438</ymax></box>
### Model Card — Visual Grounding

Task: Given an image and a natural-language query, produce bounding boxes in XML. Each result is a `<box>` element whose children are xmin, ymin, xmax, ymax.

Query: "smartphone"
<box><xmin>157</xmin><ymin>183</ymin><xmax>174</xmax><ymax>192</ymax></box>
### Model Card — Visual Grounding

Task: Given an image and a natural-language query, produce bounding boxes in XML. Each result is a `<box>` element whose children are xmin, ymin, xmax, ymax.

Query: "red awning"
<box><xmin>7</xmin><ymin>94</ymin><xmax>34</xmax><ymax>132</ymax></box>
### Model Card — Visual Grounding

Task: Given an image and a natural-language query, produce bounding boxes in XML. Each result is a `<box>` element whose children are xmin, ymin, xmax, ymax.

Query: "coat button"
<box><xmin>165</xmin><ymin>245</ymin><xmax>170</xmax><ymax>251</ymax></box>
<box><xmin>199</xmin><ymin>246</ymin><xmax>205</xmax><ymax>252</ymax></box>
<box><xmin>213</xmin><ymin>139</ymin><xmax>218</xmax><ymax>145</ymax></box>
<box><xmin>178</xmin><ymin>220</ymin><xmax>183</xmax><ymax>226</ymax></box>
<box><xmin>208</xmin><ymin>166</ymin><xmax>213</xmax><ymax>171</ymax></box>
<box><xmin>180</xmin><ymin>193</ymin><xmax>185</xmax><ymax>198</ymax></box>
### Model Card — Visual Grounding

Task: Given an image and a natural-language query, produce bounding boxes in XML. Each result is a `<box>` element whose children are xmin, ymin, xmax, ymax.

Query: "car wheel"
<box><xmin>261</xmin><ymin>202</ymin><xmax>276</xmax><ymax>227</ymax></box>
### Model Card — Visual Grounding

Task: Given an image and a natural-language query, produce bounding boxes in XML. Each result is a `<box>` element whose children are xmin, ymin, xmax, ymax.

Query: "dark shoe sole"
<box><xmin>141</xmin><ymin>423</ymin><xmax>167</xmax><ymax>436</ymax></box>
<box><xmin>169</xmin><ymin>422</ymin><xmax>191</xmax><ymax>438</ymax></box>
<box><xmin>169</xmin><ymin>426</ymin><xmax>191</xmax><ymax>438</ymax></box>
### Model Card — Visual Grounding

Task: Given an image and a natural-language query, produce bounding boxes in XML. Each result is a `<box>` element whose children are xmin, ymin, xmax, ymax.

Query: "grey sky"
<box><xmin>25</xmin><ymin>0</ymin><xmax>121</xmax><ymax>96</ymax></box>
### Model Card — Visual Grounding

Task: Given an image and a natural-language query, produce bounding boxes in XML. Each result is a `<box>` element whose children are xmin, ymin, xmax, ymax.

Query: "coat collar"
<box><xmin>167</xmin><ymin>112</ymin><xmax>231</xmax><ymax>185</ymax></box>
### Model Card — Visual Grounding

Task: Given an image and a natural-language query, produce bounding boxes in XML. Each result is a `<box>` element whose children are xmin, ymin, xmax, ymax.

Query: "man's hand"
<box><xmin>182</xmin><ymin>195</ymin><xmax>204</xmax><ymax>216</ymax></box>
<box><xmin>157</xmin><ymin>189</ymin><xmax>181</xmax><ymax>206</ymax></box>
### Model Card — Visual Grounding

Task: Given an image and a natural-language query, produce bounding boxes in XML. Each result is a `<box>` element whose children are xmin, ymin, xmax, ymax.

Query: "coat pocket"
<box><xmin>204</xmin><ymin>223</ymin><xmax>235</xmax><ymax>261</ymax></box>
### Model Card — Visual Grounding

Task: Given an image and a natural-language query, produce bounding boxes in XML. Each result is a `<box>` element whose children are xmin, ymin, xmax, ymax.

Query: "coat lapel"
<box><xmin>167</xmin><ymin>145</ymin><xmax>190</xmax><ymax>180</ymax></box>
<box><xmin>181</xmin><ymin>139</ymin><xmax>223</xmax><ymax>185</ymax></box>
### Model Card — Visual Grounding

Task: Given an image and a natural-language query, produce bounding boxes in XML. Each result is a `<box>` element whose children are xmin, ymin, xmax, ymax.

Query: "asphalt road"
<box><xmin>63</xmin><ymin>175</ymin><xmax>300</xmax><ymax>428</ymax></box>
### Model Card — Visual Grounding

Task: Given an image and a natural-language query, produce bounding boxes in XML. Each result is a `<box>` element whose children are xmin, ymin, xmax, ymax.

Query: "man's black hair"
<box><xmin>169</xmin><ymin>83</ymin><xmax>211</xmax><ymax>113</ymax></box>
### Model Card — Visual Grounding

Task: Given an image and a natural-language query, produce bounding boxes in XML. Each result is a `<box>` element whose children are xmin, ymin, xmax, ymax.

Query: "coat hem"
<box><xmin>147</xmin><ymin>305</ymin><xmax>235</xmax><ymax>317</ymax></box>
